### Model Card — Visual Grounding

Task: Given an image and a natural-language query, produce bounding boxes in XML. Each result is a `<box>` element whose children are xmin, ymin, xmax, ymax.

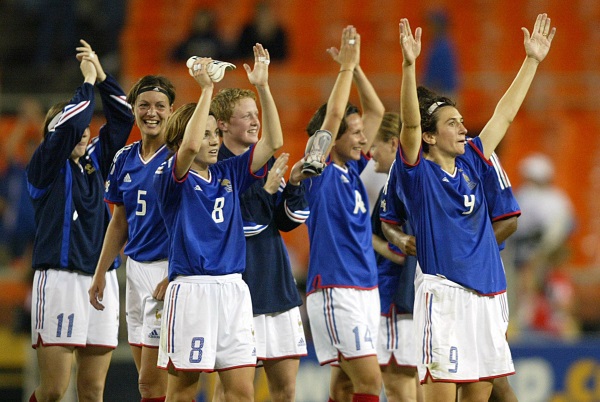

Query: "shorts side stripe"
<box><xmin>167</xmin><ymin>284</ymin><xmax>180</xmax><ymax>353</ymax></box>
<box><xmin>35</xmin><ymin>271</ymin><xmax>47</xmax><ymax>330</ymax></box>
<box><xmin>422</xmin><ymin>292</ymin><xmax>433</xmax><ymax>364</ymax></box>
<box><xmin>323</xmin><ymin>289</ymin><xmax>340</xmax><ymax>345</ymax></box>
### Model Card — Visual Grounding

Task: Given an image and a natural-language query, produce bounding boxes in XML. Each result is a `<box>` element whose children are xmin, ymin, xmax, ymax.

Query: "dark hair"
<box><xmin>127</xmin><ymin>75</ymin><xmax>176</xmax><ymax>106</ymax></box>
<box><xmin>42</xmin><ymin>101</ymin><xmax>69</xmax><ymax>141</ymax></box>
<box><xmin>306</xmin><ymin>102</ymin><xmax>360</xmax><ymax>139</ymax></box>
<box><xmin>417</xmin><ymin>86</ymin><xmax>455</xmax><ymax>153</ymax></box>
<box><xmin>376</xmin><ymin>112</ymin><xmax>401</xmax><ymax>143</ymax></box>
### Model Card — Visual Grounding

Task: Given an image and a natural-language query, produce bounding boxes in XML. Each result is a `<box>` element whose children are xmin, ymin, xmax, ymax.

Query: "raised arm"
<box><xmin>175</xmin><ymin>58</ymin><xmax>215</xmax><ymax>179</ymax></box>
<box><xmin>246</xmin><ymin>44</ymin><xmax>284</xmax><ymax>172</ymax></box>
<box><xmin>326</xmin><ymin>46</ymin><xmax>385</xmax><ymax>153</ymax></box>
<box><xmin>479</xmin><ymin>13</ymin><xmax>556</xmax><ymax>158</ymax></box>
<box><xmin>399</xmin><ymin>18</ymin><xmax>423</xmax><ymax>165</ymax></box>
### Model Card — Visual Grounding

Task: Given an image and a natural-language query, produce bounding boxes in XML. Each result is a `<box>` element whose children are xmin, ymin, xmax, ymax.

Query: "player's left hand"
<box><xmin>76</xmin><ymin>39</ymin><xmax>106</xmax><ymax>82</ymax></box>
<box><xmin>264</xmin><ymin>153</ymin><xmax>288</xmax><ymax>194</ymax></box>
<box><xmin>522</xmin><ymin>13</ymin><xmax>556</xmax><ymax>63</ymax></box>
<box><xmin>245</xmin><ymin>43</ymin><xmax>270</xmax><ymax>87</ymax></box>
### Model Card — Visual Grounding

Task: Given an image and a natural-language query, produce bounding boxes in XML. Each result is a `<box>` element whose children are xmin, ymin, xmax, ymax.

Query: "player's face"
<box><xmin>134</xmin><ymin>91</ymin><xmax>173</xmax><ymax>140</ymax></box>
<box><xmin>70</xmin><ymin>127</ymin><xmax>90</xmax><ymax>161</ymax></box>
<box><xmin>222</xmin><ymin>98</ymin><xmax>260</xmax><ymax>148</ymax></box>
<box><xmin>196</xmin><ymin>116</ymin><xmax>220</xmax><ymax>166</ymax></box>
<box><xmin>432</xmin><ymin>106</ymin><xmax>467</xmax><ymax>157</ymax></box>
<box><xmin>333</xmin><ymin>113</ymin><xmax>365</xmax><ymax>163</ymax></box>
<box><xmin>370</xmin><ymin>137</ymin><xmax>396</xmax><ymax>173</ymax></box>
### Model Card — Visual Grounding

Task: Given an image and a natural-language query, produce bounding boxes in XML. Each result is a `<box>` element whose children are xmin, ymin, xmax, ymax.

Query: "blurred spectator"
<box><xmin>230</xmin><ymin>1</ymin><xmax>289</xmax><ymax>62</ymax></box>
<box><xmin>423</xmin><ymin>9</ymin><xmax>459</xmax><ymax>98</ymax></box>
<box><xmin>0</xmin><ymin>98</ymin><xmax>41</xmax><ymax>273</ymax></box>
<box><xmin>508</xmin><ymin>153</ymin><xmax>579</xmax><ymax>339</ymax></box>
<box><xmin>171</xmin><ymin>7</ymin><xmax>230</xmax><ymax>62</ymax></box>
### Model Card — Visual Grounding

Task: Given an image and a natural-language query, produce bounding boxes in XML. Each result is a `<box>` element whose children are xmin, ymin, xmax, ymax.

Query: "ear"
<box><xmin>422</xmin><ymin>131</ymin><xmax>436</xmax><ymax>146</ymax></box>
<box><xmin>390</xmin><ymin>137</ymin><xmax>399</xmax><ymax>152</ymax></box>
<box><xmin>217</xmin><ymin>119</ymin><xmax>228</xmax><ymax>133</ymax></box>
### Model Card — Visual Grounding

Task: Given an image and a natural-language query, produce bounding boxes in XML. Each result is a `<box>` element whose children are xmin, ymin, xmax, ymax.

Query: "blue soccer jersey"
<box><xmin>377</xmin><ymin>171</ymin><xmax>418</xmax><ymax>315</ymax></box>
<box><xmin>391</xmin><ymin>137</ymin><xmax>506</xmax><ymax>295</ymax></box>
<box><xmin>219</xmin><ymin>145</ymin><xmax>308</xmax><ymax>315</ymax></box>
<box><xmin>154</xmin><ymin>146</ymin><xmax>265</xmax><ymax>280</ymax></box>
<box><xmin>483</xmin><ymin>151</ymin><xmax>521</xmax><ymax>251</ymax></box>
<box><xmin>305</xmin><ymin>154</ymin><xmax>378</xmax><ymax>294</ymax></box>
<box><xmin>105</xmin><ymin>142</ymin><xmax>170</xmax><ymax>262</ymax></box>
<box><xmin>27</xmin><ymin>76</ymin><xmax>134</xmax><ymax>275</ymax></box>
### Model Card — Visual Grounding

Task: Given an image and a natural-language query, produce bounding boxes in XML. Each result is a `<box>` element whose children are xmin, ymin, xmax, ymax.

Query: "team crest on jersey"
<box><xmin>460</xmin><ymin>169</ymin><xmax>476</xmax><ymax>190</ymax></box>
<box><xmin>85</xmin><ymin>163</ymin><xmax>96</xmax><ymax>175</ymax></box>
<box><xmin>155</xmin><ymin>309</ymin><xmax>161</xmax><ymax>320</ymax></box>
<box><xmin>220</xmin><ymin>179</ymin><xmax>233</xmax><ymax>192</ymax></box>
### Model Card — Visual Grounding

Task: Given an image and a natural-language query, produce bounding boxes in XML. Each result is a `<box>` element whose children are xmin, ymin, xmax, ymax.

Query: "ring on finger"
<box><xmin>258</xmin><ymin>56</ymin><xmax>266</xmax><ymax>62</ymax></box>
<box><xmin>193</xmin><ymin>64</ymin><xmax>201</xmax><ymax>71</ymax></box>
<box><xmin>349</xmin><ymin>38</ymin><xmax>356</xmax><ymax>45</ymax></box>
<box><xmin>263</xmin><ymin>59</ymin><xmax>270</xmax><ymax>65</ymax></box>
<box><xmin>275</xmin><ymin>168</ymin><xmax>281</xmax><ymax>175</ymax></box>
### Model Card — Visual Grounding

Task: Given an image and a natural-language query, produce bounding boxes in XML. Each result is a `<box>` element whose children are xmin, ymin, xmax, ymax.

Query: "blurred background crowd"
<box><xmin>1</xmin><ymin>0</ymin><xmax>599</xmax><ymax>400</ymax></box>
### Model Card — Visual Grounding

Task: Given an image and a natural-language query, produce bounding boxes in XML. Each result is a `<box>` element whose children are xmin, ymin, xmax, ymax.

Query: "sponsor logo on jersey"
<box><xmin>380</xmin><ymin>199</ymin><xmax>387</xmax><ymax>212</ymax></box>
<box><xmin>442</xmin><ymin>177</ymin><xmax>449</xmax><ymax>182</ymax></box>
<box><xmin>252</xmin><ymin>347</ymin><xmax>256</xmax><ymax>357</ymax></box>
<box><xmin>124</xmin><ymin>173</ymin><xmax>132</xmax><ymax>183</ymax></box>
<box><xmin>148</xmin><ymin>329</ymin><xmax>160</xmax><ymax>339</ymax></box>
<box><xmin>85</xmin><ymin>163</ymin><xmax>96</xmax><ymax>175</ymax></box>
<box><xmin>105</xmin><ymin>180</ymin><xmax>110</xmax><ymax>192</ymax></box>
<box><xmin>340</xmin><ymin>175</ymin><xmax>350</xmax><ymax>183</ymax></box>
<box><xmin>194</xmin><ymin>185</ymin><xmax>202</xmax><ymax>191</ymax></box>
<box><xmin>298</xmin><ymin>338</ymin><xmax>306</xmax><ymax>347</ymax></box>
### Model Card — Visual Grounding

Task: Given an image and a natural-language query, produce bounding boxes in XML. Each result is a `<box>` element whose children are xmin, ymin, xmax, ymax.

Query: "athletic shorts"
<box><xmin>158</xmin><ymin>274</ymin><xmax>256</xmax><ymax>372</ymax></box>
<box><xmin>126</xmin><ymin>258</ymin><xmax>168</xmax><ymax>347</ymax></box>
<box><xmin>254</xmin><ymin>307</ymin><xmax>308</xmax><ymax>361</ymax></box>
<box><xmin>31</xmin><ymin>269</ymin><xmax>119</xmax><ymax>348</ymax></box>
<box><xmin>414</xmin><ymin>272</ymin><xmax>514</xmax><ymax>382</ymax></box>
<box><xmin>307</xmin><ymin>287</ymin><xmax>379</xmax><ymax>365</ymax></box>
<box><xmin>376</xmin><ymin>308</ymin><xmax>417</xmax><ymax>367</ymax></box>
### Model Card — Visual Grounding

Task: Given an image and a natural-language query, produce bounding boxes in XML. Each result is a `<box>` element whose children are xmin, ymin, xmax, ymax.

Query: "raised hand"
<box><xmin>264</xmin><ymin>153</ymin><xmax>289</xmax><ymax>194</ymax></box>
<box><xmin>189</xmin><ymin>57</ymin><xmax>214</xmax><ymax>89</ymax></box>
<box><xmin>522</xmin><ymin>13</ymin><xmax>556</xmax><ymax>63</ymax></box>
<box><xmin>245</xmin><ymin>43</ymin><xmax>270</xmax><ymax>87</ymax></box>
<box><xmin>76</xmin><ymin>39</ymin><xmax>105</xmax><ymax>82</ymax></box>
<box><xmin>399</xmin><ymin>18</ymin><xmax>422</xmax><ymax>66</ymax></box>
<box><xmin>333</xmin><ymin>25</ymin><xmax>360</xmax><ymax>70</ymax></box>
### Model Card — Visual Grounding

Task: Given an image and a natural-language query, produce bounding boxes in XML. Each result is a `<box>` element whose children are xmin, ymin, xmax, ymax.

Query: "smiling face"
<box><xmin>426</xmin><ymin>106</ymin><xmax>468</xmax><ymax>158</ymax></box>
<box><xmin>133</xmin><ymin>91</ymin><xmax>173</xmax><ymax>141</ymax></box>
<box><xmin>70</xmin><ymin>127</ymin><xmax>91</xmax><ymax>161</ymax></box>
<box><xmin>219</xmin><ymin>97</ymin><xmax>260</xmax><ymax>150</ymax></box>
<box><xmin>331</xmin><ymin>113</ymin><xmax>366</xmax><ymax>164</ymax></box>
<box><xmin>195</xmin><ymin>115</ymin><xmax>220</xmax><ymax>167</ymax></box>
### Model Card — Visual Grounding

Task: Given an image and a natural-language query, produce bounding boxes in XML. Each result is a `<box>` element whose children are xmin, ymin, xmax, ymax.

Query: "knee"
<box><xmin>138</xmin><ymin>368</ymin><xmax>167</xmax><ymax>398</ymax></box>
<box><xmin>224</xmin><ymin>382</ymin><xmax>254</xmax><ymax>402</ymax></box>
<box><xmin>352</xmin><ymin>371</ymin><xmax>382</xmax><ymax>396</ymax></box>
<box><xmin>36</xmin><ymin>386</ymin><xmax>67</xmax><ymax>402</ymax></box>
<box><xmin>269</xmin><ymin>381</ymin><xmax>296</xmax><ymax>402</ymax></box>
<box><xmin>76</xmin><ymin>382</ymin><xmax>104</xmax><ymax>402</ymax></box>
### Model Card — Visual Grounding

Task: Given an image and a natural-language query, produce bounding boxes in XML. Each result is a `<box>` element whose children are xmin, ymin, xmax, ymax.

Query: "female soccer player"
<box><xmin>89</xmin><ymin>75</ymin><xmax>176</xmax><ymax>401</ymax></box>
<box><xmin>393</xmin><ymin>14</ymin><xmax>555</xmax><ymax>401</ymax></box>
<box><xmin>153</xmin><ymin>45</ymin><xmax>282</xmax><ymax>402</ymax></box>
<box><xmin>27</xmin><ymin>40</ymin><xmax>134</xmax><ymax>401</ymax></box>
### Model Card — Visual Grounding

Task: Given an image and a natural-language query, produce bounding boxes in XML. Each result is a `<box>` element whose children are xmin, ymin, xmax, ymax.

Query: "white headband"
<box><xmin>427</xmin><ymin>101</ymin><xmax>446</xmax><ymax>115</ymax></box>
